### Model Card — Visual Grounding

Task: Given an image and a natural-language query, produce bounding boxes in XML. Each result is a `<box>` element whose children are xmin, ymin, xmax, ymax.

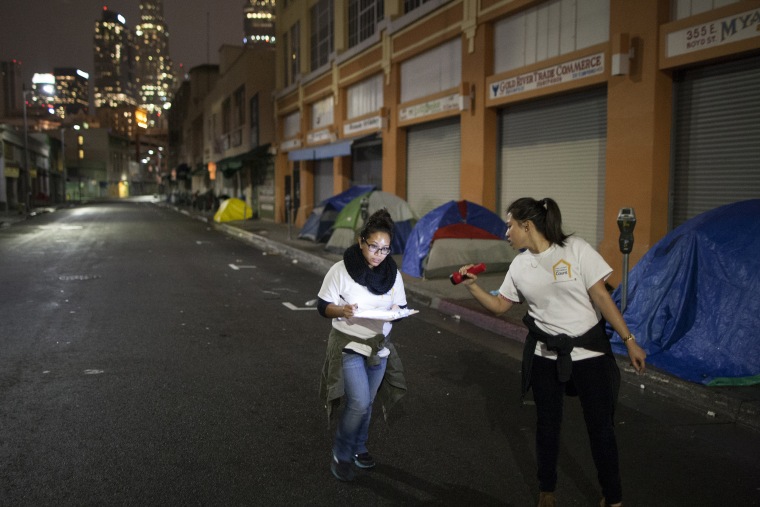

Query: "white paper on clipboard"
<box><xmin>352</xmin><ymin>308</ymin><xmax>419</xmax><ymax>321</ymax></box>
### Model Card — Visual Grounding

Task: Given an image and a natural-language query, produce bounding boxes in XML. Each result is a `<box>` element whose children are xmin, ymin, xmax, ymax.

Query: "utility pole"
<box><xmin>21</xmin><ymin>87</ymin><xmax>31</xmax><ymax>213</ymax></box>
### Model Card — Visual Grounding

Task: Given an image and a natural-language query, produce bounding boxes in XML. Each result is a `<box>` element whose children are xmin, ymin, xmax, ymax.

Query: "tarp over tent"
<box><xmin>325</xmin><ymin>191</ymin><xmax>416</xmax><ymax>254</ymax></box>
<box><xmin>402</xmin><ymin>200</ymin><xmax>510</xmax><ymax>278</ymax></box>
<box><xmin>213</xmin><ymin>198</ymin><xmax>253</xmax><ymax>223</ymax></box>
<box><xmin>298</xmin><ymin>185</ymin><xmax>375</xmax><ymax>242</ymax></box>
<box><xmin>609</xmin><ymin>199</ymin><xmax>760</xmax><ymax>386</ymax></box>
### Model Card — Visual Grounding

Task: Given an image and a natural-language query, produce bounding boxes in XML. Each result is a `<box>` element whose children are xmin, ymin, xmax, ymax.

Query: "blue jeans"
<box><xmin>333</xmin><ymin>352</ymin><xmax>387</xmax><ymax>463</ymax></box>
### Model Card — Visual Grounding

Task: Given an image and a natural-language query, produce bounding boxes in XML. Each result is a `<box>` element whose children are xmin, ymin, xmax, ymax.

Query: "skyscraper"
<box><xmin>53</xmin><ymin>68</ymin><xmax>90</xmax><ymax>119</ymax></box>
<box><xmin>93</xmin><ymin>8</ymin><xmax>137</xmax><ymax>109</ymax></box>
<box><xmin>0</xmin><ymin>60</ymin><xmax>23</xmax><ymax>117</ymax></box>
<box><xmin>243</xmin><ymin>0</ymin><xmax>276</xmax><ymax>46</ymax></box>
<box><xmin>135</xmin><ymin>0</ymin><xmax>175</xmax><ymax>127</ymax></box>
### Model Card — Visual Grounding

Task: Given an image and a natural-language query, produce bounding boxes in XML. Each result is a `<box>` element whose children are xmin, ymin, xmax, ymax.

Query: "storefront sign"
<box><xmin>489</xmin><ymin>53</ymin><xmax>605</xmax><ymax>100</ymax></box>
<box><xmin>307</xmin><ymin>129</ymin><xmax>333</xmax><ymax>145</ymax></box>
<box><xmin>343</xmin><ymin>115</ymin><xmax>381</xmax><ymax>136</ymax></box>
<box><xmin>280</xmin><ymin>138</ymin><xmax>301</xmax><ymax>151</ymax></box>
<box><xmin>667</xmin><ymin>8</ymin><xmax>760</xmax><ymax>57</ymax></box>
<box><xmin>399</xmin><ymin>93</ymin><xmax>459</xmax><ymax>122</ymax></box>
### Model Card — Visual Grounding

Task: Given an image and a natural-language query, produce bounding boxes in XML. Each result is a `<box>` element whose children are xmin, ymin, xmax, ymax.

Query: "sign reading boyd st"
<box><xmin>667</xmin><ymin>8</ymin><xmax>760</xmax><ymax>57</ymax></box>
<box><xmin>489</xmin><ymin>53</ymin><xmax>605</xmax><ymax>100</ymax></box>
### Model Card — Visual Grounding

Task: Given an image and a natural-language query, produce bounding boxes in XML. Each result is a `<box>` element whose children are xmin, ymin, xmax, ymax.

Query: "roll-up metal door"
<box><xmin>314</xmin><ymin>159</ymin><xmax>333</xmax><ymax>204</ymax></box>
<box><xmin>352</xmin><ymin>137</ymin><xmax>383</xmax><ymax>189</ymax></box>
<box><xmin>498</xmin><ymin>88</ymin><xmax>607</xmax><ymax>248</ymax></box>
<box><xmin>407</xmin><ymin>118</ymin><xmax>461</xmax><ymax>217</ymax></box>
<box><xmin>671</xmin><ymin>55</ymin><xmax>760</xmax><ymax>228</ymax></box>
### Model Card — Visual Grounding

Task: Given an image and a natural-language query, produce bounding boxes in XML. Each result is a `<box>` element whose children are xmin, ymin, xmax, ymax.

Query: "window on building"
<box><xmin>250</xmin><ymin>93</ymin><xmax>260</xmax><ymax>147</ymax></box>
<box><xmin>310</xmin><ymin>0</ymin><xmax>333</xmax><ymax>71</ymax></box>
<box><xmin>289</xmin><ymin>22</ymin><xmax>300</xmax><ymax>85</ymax></box>
<box><xmin>672</xmin><ymin>0</ymin><xmax>739</xmax><ymax>20</ymax></box>
<box><xmin>283</xmin><ymin>111</ymin><xmax>301</xmax><ymax>139</ymax></box>
<box><xmin>234</xmin><ymin>86</ymin><xmax>245</xmax><ymax>129</ymax></box>
<box><xmin>230</xmin><ymin>86</ymin><xmax>245</xmax><ymax>148</ymax></box>
<box><xmin>282</xmin><ymin>31</ymin><xmax>290</xmax><ymax>85</ymax></box>
<box><xmin>348</xmin><ymin>0</ymin><xmax>383</xmax><ymax>47</ymax></box>
<box><xmin>222</xmin><ymin>97</ymin><xmax>231</xmax><ymax>136</ymax></box>
<box><xmin>404</xmin><ymin>0</ymin><xmax>431</xmax><ymax>13</ymax></box>
<box><xmin>347</xmin><ymin>74</ymin><xmax>383</xmax><ymax>119</ymax></box>
<box><xmin>494</xmin><ymin>0</ymin><xmax>609</xmax><ymax>73</ymax></box>
<box><xmin>311</xmin><ymin>96</ymin><xmax>334</xmax><ymax>129</ymax></box>
<box><xmin>401</xmin><ymin>38</ymin><xmax>461</xmax><ymax>103</ymax></box>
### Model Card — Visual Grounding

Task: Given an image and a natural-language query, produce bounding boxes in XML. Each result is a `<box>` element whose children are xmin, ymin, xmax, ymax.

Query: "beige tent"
<box><xmin>213</xmin><ymin>198</ymin><xmax>253</xmax><ymax>223</ymax></box>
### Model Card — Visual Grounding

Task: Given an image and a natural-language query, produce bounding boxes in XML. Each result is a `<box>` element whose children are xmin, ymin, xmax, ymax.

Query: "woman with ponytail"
<box><xmin>317</xmin><ymin>208</ymin><xmax>408</xmax><ymax>482</ymax></box>
<box><xmin>456</xmin><ymin>197</ymin><xmax>646</xmax><ymax>507</ymax></box>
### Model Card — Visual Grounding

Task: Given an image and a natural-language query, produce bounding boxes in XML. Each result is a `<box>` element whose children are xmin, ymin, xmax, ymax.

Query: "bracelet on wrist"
<box><xmin>622</xmin><ymin>333</ymin><xmax>636</xmax><ymax>344</ymax></box>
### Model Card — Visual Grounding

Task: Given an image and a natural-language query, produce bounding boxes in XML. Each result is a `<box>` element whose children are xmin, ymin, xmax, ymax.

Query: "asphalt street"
<box><xmin>1</xmin><ymin>201</ymin><xmax>759</xmax><ymax>506</ymax></box>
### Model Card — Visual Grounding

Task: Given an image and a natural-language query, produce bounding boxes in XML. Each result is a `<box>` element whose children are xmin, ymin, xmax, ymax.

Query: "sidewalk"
<box><xmin>0</xmin><ymin>206</ymin><xmax>58</xmax><ymax>228</ymax></box>
<box><xmin>156</xmin><ymin>202</ymin><xmax>760</xmax><ymax>432</ymax></box>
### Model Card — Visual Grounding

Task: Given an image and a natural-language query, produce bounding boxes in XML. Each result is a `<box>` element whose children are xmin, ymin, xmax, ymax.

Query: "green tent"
<box><xmin>325</xmin><ymin>191</ymin><xmax>416</xmax><ymax>254</ymax></box>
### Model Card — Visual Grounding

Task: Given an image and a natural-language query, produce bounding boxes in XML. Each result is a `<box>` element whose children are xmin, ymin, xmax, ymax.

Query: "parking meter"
<box><xmin>285</xmin><ymin>194</ymin><xmax>292</xmax><ymax>239</ymax></box>
<box><xmin>617</xmin><ymin>207</ymin><xmax>636</xmax><ymax>312</ymax></box>
<box><xmin>617</xmin><ymin>207</ymin><xmax>636</xmax><ymax>254</ymax></box>
<box><xmin>360</xmin><ymin>196</ymin><xmax>369</xmax><ymax>221</ymax></box>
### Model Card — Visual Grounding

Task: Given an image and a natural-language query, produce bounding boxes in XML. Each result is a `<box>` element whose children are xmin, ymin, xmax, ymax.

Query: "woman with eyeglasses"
<box><xmin>317</xmin><ymin>208</ymin><xmax>408</xmax><ymax>482</ymax></box>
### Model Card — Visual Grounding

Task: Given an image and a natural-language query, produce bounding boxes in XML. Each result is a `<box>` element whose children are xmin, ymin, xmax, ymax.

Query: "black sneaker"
<box><xmin>353</xmin><ymin>452</ymin><xmax>376</xmax><ymax>469</ymax></box>
<box><xmin>331</xmin><ymin>457</ymin><xmax>356</xmax><ymax>481</ymax></box>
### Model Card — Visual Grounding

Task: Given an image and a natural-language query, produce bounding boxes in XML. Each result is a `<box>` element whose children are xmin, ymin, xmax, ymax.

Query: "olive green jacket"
<box><xmin>319</xmin><ymin>327</ymin><xmax>407</xmax><ymax>425</ymax></box>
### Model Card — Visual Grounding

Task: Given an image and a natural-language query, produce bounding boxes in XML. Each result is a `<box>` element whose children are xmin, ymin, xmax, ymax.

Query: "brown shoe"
<box><xmin>538</xmin><ymin>492</ymin><xmax>556</xmax><ymax>507</ymax></box>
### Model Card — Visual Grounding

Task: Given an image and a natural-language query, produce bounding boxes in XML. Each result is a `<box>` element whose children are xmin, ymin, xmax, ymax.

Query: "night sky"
<box><xmin>0</xmin><ymin>0</ymin><xmax>249</xmax><ymax>86</ymax></box>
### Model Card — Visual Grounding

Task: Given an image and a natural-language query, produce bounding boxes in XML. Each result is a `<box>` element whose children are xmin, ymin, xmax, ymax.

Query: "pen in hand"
<box><xmin>338</xmin><ymin>295</ymin><xmax>357</xmax><ymax>320</ymax></box>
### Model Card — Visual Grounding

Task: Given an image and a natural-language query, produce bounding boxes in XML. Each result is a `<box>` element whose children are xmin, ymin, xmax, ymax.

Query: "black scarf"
<box><xmin>343</xmin><ymin>243</ymin><xmax>398</xmax><ymax>295</ymax></box>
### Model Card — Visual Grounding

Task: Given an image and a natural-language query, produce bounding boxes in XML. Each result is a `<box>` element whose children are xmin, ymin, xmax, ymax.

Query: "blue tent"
<box><xmin>402</xmin><ymin>200</ymin><xmax>507</xmax><ymax>278</ymax></box>
<box><xmin>298</xmin><ymin>185</ymin><xmax>375</xmax><ymax>242</ymax></box>
<box><xmin>609</xmin><ymin>199</ymin><xmax>760</xmax><ymax>386</ymax></box>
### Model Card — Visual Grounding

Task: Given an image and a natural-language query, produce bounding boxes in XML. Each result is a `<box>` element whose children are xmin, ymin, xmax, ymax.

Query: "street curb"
<box><xmin>163</xmin><ymin>203</ymin><xmax>760</xmax><ymax>432</ymax></box>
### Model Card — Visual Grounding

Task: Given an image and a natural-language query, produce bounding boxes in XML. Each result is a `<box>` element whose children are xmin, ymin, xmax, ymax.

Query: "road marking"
<box><xmin>196</xmin><ymin>240</ymin><xmax>211</xmax><ymax>245</ymax></box>
<box><xmin>84</xmin><ymin>369</ymin><xmax>104</xmax><ymax>375</ymax></box>
<box><xmin>282</xmin><ymin>302</ymin><xmax>318</xmax><ymax>311</ymax></box>
<box><xmin>229</xmin><ymin>264</ymin><xmax>257</xmax><ymax>270</ymax></box>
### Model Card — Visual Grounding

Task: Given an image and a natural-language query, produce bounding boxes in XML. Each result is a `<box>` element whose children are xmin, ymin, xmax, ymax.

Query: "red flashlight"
<box><xmin>450</xmin><ymin>263</ymin><xmax>487</xmax><ymax>285</ymax></box>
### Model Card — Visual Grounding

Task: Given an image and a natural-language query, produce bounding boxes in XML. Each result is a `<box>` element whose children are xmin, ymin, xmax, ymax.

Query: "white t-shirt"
<box><xmin>499</xmin><ymin>236</ymin><xmax>612</xmax><ymax>361</ymax></box>
<box><xmin>318</xmin><ymin>260</ymin><xmax>408</xmax><ymax>339</ymax></box>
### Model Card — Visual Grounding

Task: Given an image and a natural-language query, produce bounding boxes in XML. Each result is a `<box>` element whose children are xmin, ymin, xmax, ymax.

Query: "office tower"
<box><xmin>53</xmin><ymin>68</ymin><xmax>90</xmax><ymax>119</ymax></box>
<box><xmin>30</xmin><ymin>73</ymin><xmax>57</xmax><ymax>117</ymax></box>
<box><xmin>0</xmin><ymin>60</ymin><xmax>23</xmax><ymax>117</ymax></box>
<box><xmin>243</xmin><ymin>0</ymin><xmax>276</xmax><ymax>46</ymax></box>
<box><xmin>93</xmin><ymin>8</ymin><xmax>137</xmax><ymax>109</ymax></box>
<box><xmin>135</xmin><ymin>0</ymin><xmax>175</xmax><ymax>127</ymax></box>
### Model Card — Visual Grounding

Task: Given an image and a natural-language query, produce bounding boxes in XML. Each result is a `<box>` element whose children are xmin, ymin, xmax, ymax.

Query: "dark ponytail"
<box><xmin>507</xmin><ymin>197</ymin><xmax>570</xmax><ymax>246</ymax></box>
<box><xmin>360</xmin><ymin>208</ymin><xmax>394</xmax><ymax>241</ymax></box>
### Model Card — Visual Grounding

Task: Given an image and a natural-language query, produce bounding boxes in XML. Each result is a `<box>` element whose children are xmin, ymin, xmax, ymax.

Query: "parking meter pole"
<box><xmin>621</xmin><ymin>254</ymin><xmax>630</xmax><ymax>313</ymax></box>
<box><xmin>285</xmin><ymin>195</ymin><xmax>292</xmax><ymax>240</ymax></box>
<box><xmin>617</xmin><ymin>207</ymin><xmax>636</xmax><ymax>314</ymax></box>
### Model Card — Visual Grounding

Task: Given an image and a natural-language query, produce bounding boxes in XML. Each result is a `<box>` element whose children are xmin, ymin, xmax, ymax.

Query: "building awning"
<box><xmin>216</xmin><ymin>144</ymin><xmax>272</xmax><ymax>177</ymax></box>
<box><xmin>288</xmin><ymin>139</ymin><xmax>353</xmax><ymax>161</ymax></box>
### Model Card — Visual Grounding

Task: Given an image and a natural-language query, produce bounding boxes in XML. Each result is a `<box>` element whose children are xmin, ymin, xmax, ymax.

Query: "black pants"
<box><xmin>531</xmin><ymin>354</ymin><xmax>622</xmax><ymax>504</ymax></box>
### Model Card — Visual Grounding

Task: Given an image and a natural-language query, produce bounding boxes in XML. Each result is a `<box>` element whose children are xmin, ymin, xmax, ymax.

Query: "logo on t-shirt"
<box><xmin>552</xmin><ymin>259</ymin><xmax>572</xmax><ymax>281</ymax></box>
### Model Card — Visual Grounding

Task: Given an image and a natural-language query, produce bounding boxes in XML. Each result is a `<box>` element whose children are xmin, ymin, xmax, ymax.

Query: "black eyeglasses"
<box><xmin>362</xmin><ymin>238</ymin><xmax>391</xmax><ymax>255</ymax></box>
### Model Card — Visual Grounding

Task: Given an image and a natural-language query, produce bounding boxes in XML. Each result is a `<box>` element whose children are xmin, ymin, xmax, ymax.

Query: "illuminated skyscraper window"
<box><xmin>135</xmin><ymin>0</ymin><xmax>176</xmax><ymax>127</ymax></box>
<box><xmin>93</xmin><ymin>8</ymin><xmax>137</xmax><ymax>109</ymax></box>
<box><xmin>53</xmin><ymin>68</ymin><xmax>90</xmax><ymax>119</ymax></box>
<box><xmin>244</xmin><ymin>0</ymin><xmax>276</xmax><ymax>46</ymax></box>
